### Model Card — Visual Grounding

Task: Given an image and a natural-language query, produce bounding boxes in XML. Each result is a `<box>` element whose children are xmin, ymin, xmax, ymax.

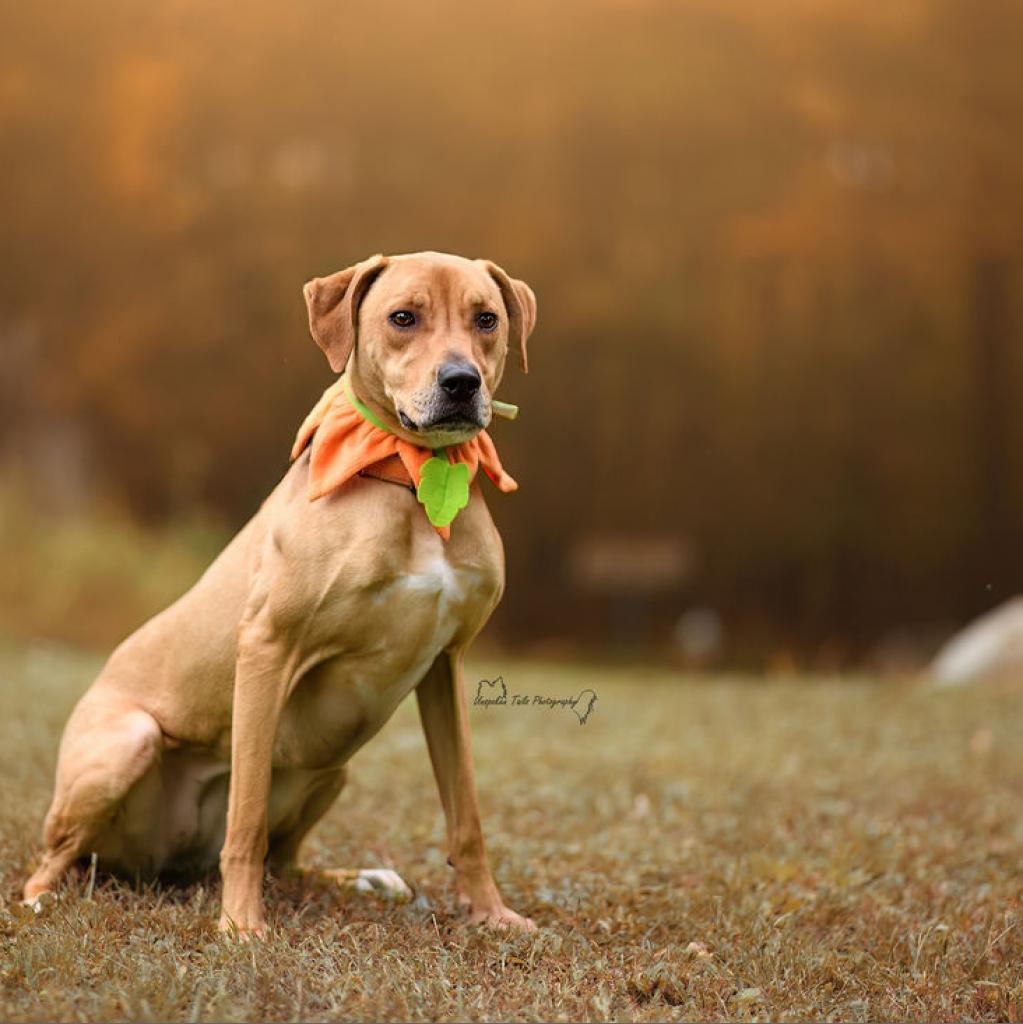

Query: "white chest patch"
<box><xmin>357</xmin><ymin>557</ymin><xmax>483</xmax><ymax>712</ymax></box>
<box><xmin>403</xmin><ymin>555</ymin><xmax>482</xmax><ymax>657</ymax></box>
<box><xmin>404</xmin><ymin>556</ymin><xmax>464</xmax><ymax>607</ymax></box>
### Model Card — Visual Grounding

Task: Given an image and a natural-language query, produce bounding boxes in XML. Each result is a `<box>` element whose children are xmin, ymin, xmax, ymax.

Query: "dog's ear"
<box><xmin>303</xmin><ymin>254</ymin><xmax>388</xmax><ymax>372</ymax></box>
<box><xmin>481</xmin><ymin>260</ymin><xmax>537</xmax><ymax>374</ymax></box>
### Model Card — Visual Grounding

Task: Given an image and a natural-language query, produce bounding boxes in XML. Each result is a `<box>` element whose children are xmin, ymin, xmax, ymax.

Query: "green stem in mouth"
<box><xmin>491</xmin><ymin>400</ymin><xmax>519</xmax><ymax>420</ymax></box>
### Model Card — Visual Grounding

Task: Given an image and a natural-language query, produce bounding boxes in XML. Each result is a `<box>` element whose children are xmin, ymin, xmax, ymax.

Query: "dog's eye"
<box><xmin>388</xmin><ymin>310</ymin><xmax>416</xmax><ymax>329</ymax></box>
<box><xmin>475</xmin><ymin>311</ymin><xmax>498</xmax><ymax>332</ymax></box>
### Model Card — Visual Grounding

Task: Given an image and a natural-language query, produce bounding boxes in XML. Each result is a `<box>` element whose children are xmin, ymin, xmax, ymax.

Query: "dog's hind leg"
<box><xmin>266</xmin><ymin>766</ymin><xmax>412</xmax><ymax>900</ymax></box>
<box><xmin>23</xmin><ymin>698</ymin><xmax>163</xmax><ymax>903</ymax></box>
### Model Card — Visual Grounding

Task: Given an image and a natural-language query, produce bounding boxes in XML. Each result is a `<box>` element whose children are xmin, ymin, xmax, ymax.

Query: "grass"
<box><xmin>2</xmin><ymin>645</ymin><xmax>1023</xmax><ymax>1021</ymax></box>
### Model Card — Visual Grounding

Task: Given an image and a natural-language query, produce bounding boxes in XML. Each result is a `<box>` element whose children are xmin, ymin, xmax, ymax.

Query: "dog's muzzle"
<box><xmin>399</xmin><ymin>361</ymin><xmax>488</xmax><ymax>434</ymax></box>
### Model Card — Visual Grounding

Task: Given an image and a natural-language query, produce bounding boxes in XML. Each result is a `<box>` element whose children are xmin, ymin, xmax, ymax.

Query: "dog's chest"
<box><xmin>382</xmin><ymin>555</ymin><xmax>477</xmax><ymax>635</ymax></box>
<box><xmin>275</xmin><ymin>546</ymin><xmax>498</xmax><ymax>767</ymax></box>
<box><xmin>363</xmin><ymin>550</ymin><xmax>496</xmax><ymax>689</ymax></box>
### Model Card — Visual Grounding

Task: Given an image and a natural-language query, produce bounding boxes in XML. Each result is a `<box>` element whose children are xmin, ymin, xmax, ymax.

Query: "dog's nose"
<box><xmin>437</xmin><ymin>362</ymin><xmax>481</xmax><ymax>400</ymax></box>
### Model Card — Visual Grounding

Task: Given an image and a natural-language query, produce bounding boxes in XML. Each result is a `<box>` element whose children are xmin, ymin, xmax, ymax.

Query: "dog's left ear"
<box><xmin>303</xmin><ymin>254</ymin><xmax>388</xmax><ymax>372</ymax></box>
<box><xmin>480</xmin><ymin>260</ymin><xmax>537</xmax><ymax>374</ymax></box>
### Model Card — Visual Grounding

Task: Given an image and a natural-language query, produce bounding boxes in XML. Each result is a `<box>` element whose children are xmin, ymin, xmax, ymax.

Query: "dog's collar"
<box><xmin>291</xmin><ymin>375</ymin><xmax>518</xmax><ymax>539</ymax></box>
<box><xmin>342</xmin><ymin>377</ymin><xmax>401</xmax><ymax>438</ymax></box>
<box><xmin>344</xmin><ymin>383</ymin><xmax>424</xmax><ymax>492</ymax></box>
<box><xmin>342</xmin><ymin>377</ymin><xmax>471</xmax><ymax>529</ymax></box>
<box><xmin>357</xmin><ymin>455</ymin><xmax>416</xmax><ymax>494</ymax></box>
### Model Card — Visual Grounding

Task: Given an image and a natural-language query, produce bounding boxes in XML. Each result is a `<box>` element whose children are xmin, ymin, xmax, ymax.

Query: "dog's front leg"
<box><xmin>219</xmin><ymin>609</ymin><xmax>292</xmax><ymax>937</ymax></box>
<box><xmin>416</xmin><ymin>651</ymin><xmax>535</xmax><ymax>931</ymax></box>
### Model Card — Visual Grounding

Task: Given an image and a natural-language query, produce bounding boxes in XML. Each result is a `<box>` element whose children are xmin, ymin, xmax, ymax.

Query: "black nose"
<box><xmin>437</xmin><ymin>362</ymin><xmax>481</xmax><ymax>401</ymax></box>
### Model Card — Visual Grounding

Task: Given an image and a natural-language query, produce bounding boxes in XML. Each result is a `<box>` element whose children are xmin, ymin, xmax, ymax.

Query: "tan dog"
<box><xmin>24</xmin><ymin>251</ymin><xmax>537</xmax><ymax>935</ymax></box>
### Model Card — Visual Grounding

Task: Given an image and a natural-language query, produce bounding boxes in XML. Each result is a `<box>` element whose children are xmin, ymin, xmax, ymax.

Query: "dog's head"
<box><xmin>303</xmin><ymin>251</ymin><xmax>536</xmax><ymax>448</ymax></box>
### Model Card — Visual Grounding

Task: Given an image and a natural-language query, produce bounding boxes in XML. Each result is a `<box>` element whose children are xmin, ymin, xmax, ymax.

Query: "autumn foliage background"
<box><xmin>1</xmin><ymin>0</ymin><xmax>1021</xmax><ymax>668</ymax></box>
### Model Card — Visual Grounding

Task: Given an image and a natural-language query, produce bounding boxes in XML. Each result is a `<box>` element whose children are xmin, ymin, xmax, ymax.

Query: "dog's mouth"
<box><xmin>398</xmin><ymin>406</ymin><xmax>486</xmax><ymax>435</ymax></box>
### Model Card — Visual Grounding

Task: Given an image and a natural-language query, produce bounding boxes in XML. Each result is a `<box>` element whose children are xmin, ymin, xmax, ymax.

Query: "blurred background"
<box><xmin>1</xmin><ymin>0</ymin><xmax>1021</xmax><ymax>671</ymax></box>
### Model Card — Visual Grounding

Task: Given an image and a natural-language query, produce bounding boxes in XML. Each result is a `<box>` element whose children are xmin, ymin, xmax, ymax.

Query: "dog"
<box><xmin>24</xmin><ymin>251</ymin><xmax>538</xmax><ymax>935</ymax></box>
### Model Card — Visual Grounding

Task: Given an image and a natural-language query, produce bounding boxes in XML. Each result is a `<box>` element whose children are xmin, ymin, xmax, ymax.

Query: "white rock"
<box><xmin>930</xmin><ymin>597</ymin><xmax>1023</xmax><ymax>686</ymax></box>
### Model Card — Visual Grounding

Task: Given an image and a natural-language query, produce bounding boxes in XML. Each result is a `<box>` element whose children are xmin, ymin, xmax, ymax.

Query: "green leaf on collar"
<box><xmin>417</xmin><ymin>456</ymin><xmax>471</xmax><ymax>528</ymax></box>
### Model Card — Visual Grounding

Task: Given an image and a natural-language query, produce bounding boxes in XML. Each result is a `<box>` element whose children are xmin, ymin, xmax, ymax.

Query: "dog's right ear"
<box><xmin>303</xmin><ymin>254</ymin><xmax>388</xmax><ymax>372</ymax></box>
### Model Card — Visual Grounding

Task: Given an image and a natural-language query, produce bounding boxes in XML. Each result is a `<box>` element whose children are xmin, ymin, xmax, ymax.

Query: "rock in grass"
<box><xmin>930</xmin><ymin>596</ymin><xmax>1023</xmax><ymax>686</ymax></box>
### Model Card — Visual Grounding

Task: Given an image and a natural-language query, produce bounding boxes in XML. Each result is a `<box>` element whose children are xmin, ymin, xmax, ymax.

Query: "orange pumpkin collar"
<box><xmin>290</xmin><ymin>376</ymin><xmax>517</xmax><ymax>540</ymax></box>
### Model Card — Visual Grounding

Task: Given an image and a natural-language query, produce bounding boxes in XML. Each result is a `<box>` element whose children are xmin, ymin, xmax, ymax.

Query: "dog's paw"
<box><xmin>352</xmin><ymin>868</ymin><xmax>413</xmax><ymax>900</ymax></box>
<box><xmin>323</xmin><ymin>867</ymin><xmax>413</xmax><ymax>901</ymax></box>
<box><xmin>19</xmin><ymin>890</ymin><xmax>58</xmax><ymax>916</ymax></box>
<box><xmin>468</xmin><ymin>904</ymin><xmax>537</xmax><ymax>932</ymax></box>
<box><xmin>218</xmin><ymin>912</ymin><xmax>268</xmax><ymax>940</ymax></box>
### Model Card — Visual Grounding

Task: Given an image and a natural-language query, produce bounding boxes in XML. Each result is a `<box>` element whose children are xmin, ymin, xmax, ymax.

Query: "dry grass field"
<box><xmin>2</xmin><ymin>645</ymin><xmax>1023</xmax><ymax>1022</ymax></box>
